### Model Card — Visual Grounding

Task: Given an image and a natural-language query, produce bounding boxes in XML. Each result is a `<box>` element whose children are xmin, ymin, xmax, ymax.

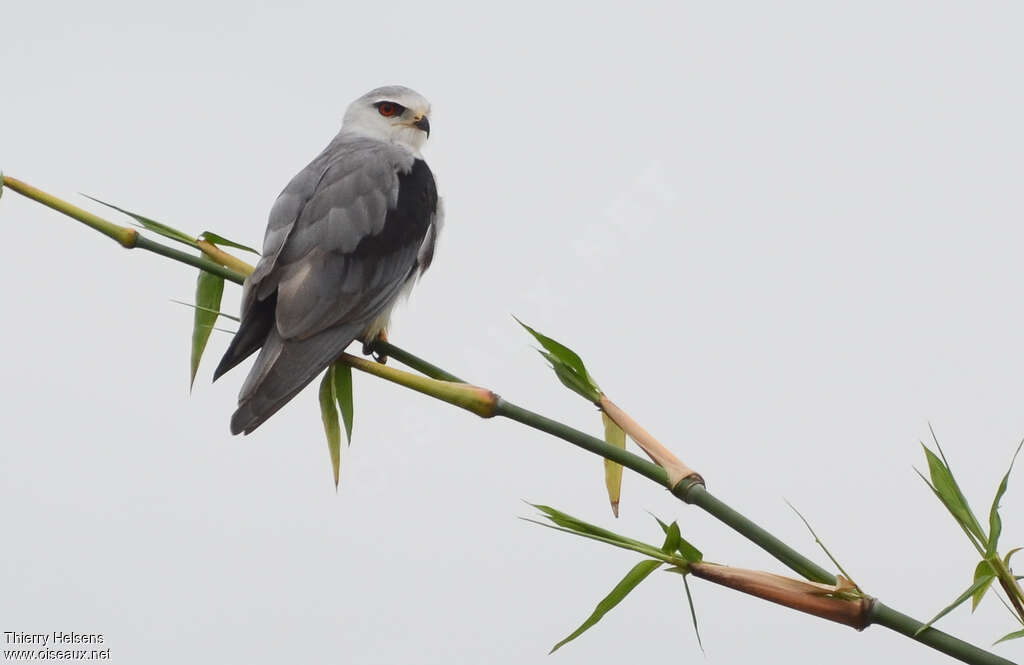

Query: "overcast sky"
<box><xmin>2</xmin><ymin>2</ymin><xmax>1023</xmax><ymax>664</ymax></box>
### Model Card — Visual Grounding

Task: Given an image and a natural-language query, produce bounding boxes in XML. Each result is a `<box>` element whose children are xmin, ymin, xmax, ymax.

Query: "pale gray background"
<box><xmin>2</xmin><ymin>2</ymin><xmax>1022</xmax><ymax>663</ymax></box>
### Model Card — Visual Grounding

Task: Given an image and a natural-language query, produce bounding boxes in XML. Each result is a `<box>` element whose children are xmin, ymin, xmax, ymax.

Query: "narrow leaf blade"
<box><xmin>200</xmin><ymin>231</ymin><xmax>260</xmax><ymax>255</ymax></box>
<box><xmin>661</xmin><ymin>521</ymin><xmax>681</xmax><ymax>554</ymax></box>
<box><xmin>333</xmin><ymin>361</ymin><xmax>354</xmax><ymax>444</ymax></box>
<box><xmin>682</xmin><ymin>574</ymin><xmax>704</xmax><ymax>653</ymax></box>
<box><xmin>82</xmin><ymin>195</ymin><xmax>198</xmax><ymax>247</ymax></box>
<box><xmin>971</xmin><ymin>560</ymin><xmax>996</xmax><ymax>611</ymax></box>
<box><xmin>550</xmin><ymin>560</ymin><xmax>661</xmax><ymax>653</ymax></box>
<box><xmin>922</xmin><ymin>444</ymin><xmax>987</xmax><ymax>545</ymax></box>
<box><xmin>516</xmin><ymin>318</ymin><xmax>601</xmax><ymax>402</ymax></box>
<box><xmin>994</xmin><ymin>629</ymin><xmax>1024</xmax><ymax>645</ymax></box>
<box><xmin>189</xmin><ymin>271</ymin><xmax>224</xmax><ymax>389</ymax></box>
<box><xmin>676</xmin><ymin>535</ymin><xmax>703</xmax><ymax>564</ymax></box>
<box><xmin>915</xmin><ymin>576</ymin><xmax>995</xmax><ymax>635</ymax></box>
<box><xmin>171</xmin><ymin>298</ymin><xmax>240</xmax><ymax>322</ymax></box>
<box><xmin>318</xmin><ymin>367</ymin><xmax>342</xmax><ymax>488</ymax></box>
<box><xmin>649</xmin><ymin>513</ymin><xmax>702</xmax><ymax>562</ymax></box>
<box><xmin>602</xmin><ymin>412</ymin><xmax>625</xmax><ymax>517</ymax></box>
<box><xmin>987</xmin><ymin>439</ymin><xmax>1023</xmax><ymax>556</ymax></box>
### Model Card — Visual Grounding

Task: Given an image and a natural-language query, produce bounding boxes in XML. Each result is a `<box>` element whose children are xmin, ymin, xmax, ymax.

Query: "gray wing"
<box><xmin>224</xmin><ymin>136</ymin><xmax>437</xmax><ymax>434</ymax></box>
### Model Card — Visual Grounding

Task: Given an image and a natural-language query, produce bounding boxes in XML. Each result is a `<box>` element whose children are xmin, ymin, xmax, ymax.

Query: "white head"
<box><xmin>340</xmin><ymin>86</ymin><xmax>432</xmax><ymax>154</ymax></box>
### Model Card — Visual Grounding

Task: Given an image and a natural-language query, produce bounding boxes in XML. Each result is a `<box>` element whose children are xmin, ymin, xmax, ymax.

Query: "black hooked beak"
<box><xmin>414</xmin><ymin>115</ymin><xmax>430</xmax><ymax>137</ymax></box>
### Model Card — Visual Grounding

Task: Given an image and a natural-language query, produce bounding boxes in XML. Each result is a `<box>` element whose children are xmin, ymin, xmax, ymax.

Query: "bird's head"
<box><xmin>341</xmin><ymin>86</ymin><xmax>432</xmax><ymax>153</ymax></box>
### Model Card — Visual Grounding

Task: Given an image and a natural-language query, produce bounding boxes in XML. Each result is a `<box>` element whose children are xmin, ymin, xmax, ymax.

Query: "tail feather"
<box><xmin>230</xmin><ymin>323</ymin><xmax>362</xmax><ymax>435</ymax></box>
<box><xmin>213</xmin><ymin>291</ymin><xmax>277</xmax><ymax>382</ymax></box>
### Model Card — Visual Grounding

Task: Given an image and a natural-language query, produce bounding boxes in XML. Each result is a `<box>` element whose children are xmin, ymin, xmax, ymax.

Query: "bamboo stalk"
<box><xmin>599</xmin><ymin>394</ymin><xmax>702</xmax><ymax>489</ymax></box>
<box><xmin>688</xmin><ymin>562</ymin><xmax>874</xmax><ymax>630</ymax></box>
<box><xmin>339</xmin><ymin>352</ymin><xmax>497</xmax><ymax>417</ymax></box>
<box><xmin>2</xmin><ymin>175</ymin><xmax>246</xmax><ymax>284</ymax></box>
<box><xmin>4</xmin><ymin>173</ymin><xmax>1014</xmax><ymax>665</ymax></box>
<box><xmin>870</xmin><ymin>603</ymin><xmax>1016</xmax><ymax>665</ymax></box>
<box><xmin>196</xmin><ymin>238</ymin><xmax>255</xmax><ymax>276</ymax></box>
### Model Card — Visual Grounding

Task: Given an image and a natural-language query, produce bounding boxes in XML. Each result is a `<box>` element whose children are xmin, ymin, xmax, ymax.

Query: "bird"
<box><xmin>213</xmin><ymin>85</ymin><xmax>443</xmax><ymax>435</ymax></box>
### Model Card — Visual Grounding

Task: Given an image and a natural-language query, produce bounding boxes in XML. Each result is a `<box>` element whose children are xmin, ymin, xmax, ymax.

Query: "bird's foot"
<box><xmin>361</xmin><ymin>330</ymin><xmax>389</xmax><ymax>364</ymax></box>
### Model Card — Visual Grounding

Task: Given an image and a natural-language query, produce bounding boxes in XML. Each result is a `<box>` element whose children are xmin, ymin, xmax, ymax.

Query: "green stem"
<box><xmin>135</xmin><ymin>235</ymin><xmax>246</xmax><ymax>284</ymax></box>
<box><xmin>683</xmin><ymin>484</ymin><xmax>837</xmax><ymax>584</ymax></box>
<box><xmin>370</xmin><ymin>340</ymin><xmax>464</xmax><ymax>383</ymax></box>
<box><xmin>496</xmin><ymin>400</ymin><xmax>668</xmax><ymax>485</ymax></box>
<box><xmin>369</xmin><ymin>345</ymin><xmax>1010</xmax><ymax>665</ymax></box>
<box><xmin>340</xmin><ymin>353</ymin><xmax>496</xmax><ymax>417</ymax></box>
<box><xmin>7</xmin><ymin>173</ymin><xmax>1012</xmax><ymax>665</ymax></box>
<box><xmin>871</xmin><ymin>603</ymin><xmax>1017</xmax><ymax>665</ymax></box>
<box><xmin>3</xmin><ymin>175</ymin><xmax>246</xmax><ymax>284</ymax></box>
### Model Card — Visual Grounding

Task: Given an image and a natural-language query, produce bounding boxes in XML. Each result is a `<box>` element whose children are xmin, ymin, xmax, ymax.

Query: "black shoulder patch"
<box><xmin>352</xmin><ymin>159</ymin><xmax>437</xmax><ymax>259</ymax></box>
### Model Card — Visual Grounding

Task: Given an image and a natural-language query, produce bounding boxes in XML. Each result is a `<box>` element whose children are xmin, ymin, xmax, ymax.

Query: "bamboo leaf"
<box><xmin>200</xmin><ymin>231</ymin><xmax>260</xmax><ymax>255</ymax></box>
<box><xmin>550</xmin><ymin>559</ymin><xmax>662</xmax><ymax>653</ymax></box>
<box><xmin>516</xmin><ymin>318</ymin><xmax>601</xmax><ymax>403</ymax></box>
<box><xmin>972</xmin><ymin>560</ymin><xmax>996</xmax><ymax>611</ymax></box>
<box><xmin>988</xmin><ymin>439</ymin><xmax>1023</xmax><ymax>557</ymax></box>
<box><xmin>82</xmin><ymin>194</ymin><xmax>198</xmax><ymax>247</ymax></box>
<box><xmin>540</xmin><ymin>351</ymin><xmax>600</xmax><ymax>402</ymax></box>
<box><xmin>915</xmin><ymin>575</ymin><xmax>996</xmax><ymax>635</ymax></box>
<box><xmin>333</xmin><ymin>361</ymin><xmax>354</xmax><ymax>444</ymax></box>
<box><xmin>994</xmin><ymin>629</ymin><xmax>1024</xmax><ymax>645</ymax></box>
<box><xmin>171</xmin><ymin>298</ymin><xmax>240</xmax><ymax>322</ymax></box>
<box><xmin>602</xmin><ymin>412</ymin><xmax>625</xmax><ymax>517</ymax></box>
<box><xmin>915</xmin><ymin>468</ymin><xmax>985</xmax><ymax>554</ymax></box>
<box><xmin>676</xmin><ymin>534</ymin><xmax>703</xmax><ymax>564</ymax></box>
<box><xmin>531</xmin><ymin>504</ymin><xmax>642</xmax><ymax>548</ymax></box>
<box><xmin>523</xmin><ymin>518</ymin><xmax>676</xmax><ymax>563</ymax></box>
<box><xmin>786</xmin><ymin>499</ymin><xmax>859</xmax><ymax>591</ymax></box>
<box><xmin>318</xmin><ymin>367</ymin><xmax>342</xmax><ymax>488</ymax></box>
<box><xmin>920</xmin><ymin>444</ymin><xmax>987</xmax><ymax>546</ymax></box>
<box><xmin>682</xmin><ymin>574</ymin><xmax>705</xmax><ymax>653</ymax></box>
<box><xmin>189</xmin><ymin>271</ymin><xmax>224</xmax><ymax>390</ymax></box>
<box><xmin>661</xmin><ymin>521</ymin><xmax>681</xmax><ymax>554</ymax></box>
<box><xmin>1005</xmin><ymin>547</ymin><xmax>1023</xmax><ymax>568</ymax></box>
<box><xmin>650</xmin><ymin>514</ymin><xmax>702</xmax><ymax>563</ymax></box>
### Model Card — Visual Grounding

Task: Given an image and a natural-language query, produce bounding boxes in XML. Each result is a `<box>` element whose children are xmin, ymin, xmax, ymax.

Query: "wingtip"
<box><xmin>230</xmin><ymin>402</ymin><xmax>268</xmax><ymax>436</ymax></box>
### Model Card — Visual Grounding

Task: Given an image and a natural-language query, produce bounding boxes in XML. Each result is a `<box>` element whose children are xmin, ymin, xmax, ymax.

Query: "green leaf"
<box><xmin>333</xmin><ymin>361</ymin><xmax>354</xmax><ymax>444</ymax></box>
<box><xmin>528</xmin><ymin>505</ymin><xmax>677</xmax><ymax>561</ymax></box>
<box><xmin>524</xmin><ymin>518</ymin><xmax>675</xmax><ymax>563</ymax></box>
<box><xmin>971</xmin><ymin>560</ymin><xmax>996</xmax><ymax>611</ymax></box>
<box><xmin>532</xmin><ymin>504</ymin><xmax>640</xmax><ymax>547</ymax></box>
<box><xmin>602</xmin><ymin>412</ymin><xmax>625</xmax><ymax>517</ymax></box>
<box><xmin>995</xmin><ymin>629</ymin><xmax>1024</xmax><ymax>645</ymax></box>
<box><xmin>650</xmin><ymin>514</ymin><xmax>702</xmax><ymax>563</ymax></box>
<box><xmin>651</xmin><ymin>513</ymin><xmax>670</xmax><ymax>533</ymax></box>
<box><xmin>318</xmin><ymin>367</ymin><xmax>342</xmax><ymax>488</ymax></box>
<box><xmin>550</xmin><ymin>559</ymin><xmax>662</xmax><ymax>653</ymax></box>
<box><xmin>82</xmin><ymin>195</ymin><xmax>198</xmax><ymax>248</ymax></box>
<box><xmin>920</xmin><ymin>444</ymin><xmax>987</xmax><ymax>547</ymax></box>
<box><xmin>171</xmin><ymin>299</ymin><xmax>240</xmax><ymax>322</ymax></box>
<box><xmin>915</xmin><ymin>575</ymin><xmax>996</xmax><ymax>635</ymax></box>
<box><xmin>661</xmin><ymin>521</ymin><xmax>681</xmax><ymax>554</ymax></box>
<box><xmin>1005</xmin><ymin>547</ymin><xmax>1022</xmax><ymax>568</ymax></box>
<box><xmin>200</xmin><ymin>231</ymin><xmax>260</xmax><ymax>255</ymax></box>
<box><xmin>675</xmin><ymin>535</ymin><xmax>703</xmax><ymax>564</ymax></box>
<box><xmin>682</xmin><ymin>574</ymin><xmax>704</xmax><ymax>653</ymax></box>
<box><xmin>189</xmin><ymin>271</ymin><xmax>224</xmax><ymax>390</ymax></box>
<box><xmin>785</xmin><ymin>499</ymin><xmax>859</xmax><ymax>591</ymax></box>
<box><xmin>988</xmin><ymin>439</ymin><xmax>1024</xmax><ymax>557</ymax></box>
<box><xmin>515</xmin><ymin>317</ymin><xmax>601</xmax><ymax>403</ymax></box>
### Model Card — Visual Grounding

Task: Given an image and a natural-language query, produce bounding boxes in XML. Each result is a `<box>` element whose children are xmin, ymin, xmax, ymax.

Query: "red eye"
<box><xmin>378</xmin><ymin>102</ymin><xmax>398</xmax><ymax>117</ymax></box>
